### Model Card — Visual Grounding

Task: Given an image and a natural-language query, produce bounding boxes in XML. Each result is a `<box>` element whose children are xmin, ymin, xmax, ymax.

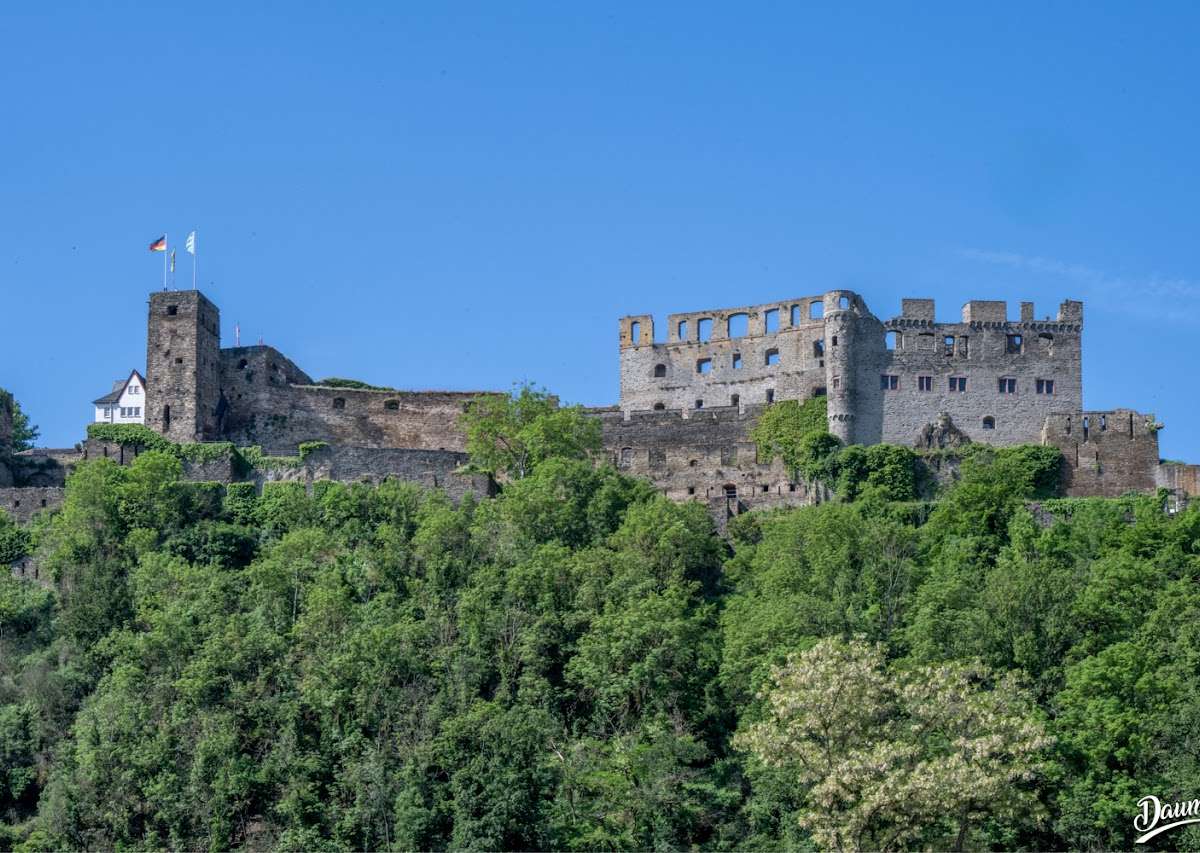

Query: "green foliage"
<box><xmin>0</xmin><ymin>509</ymin><xmax>31</xmax><ymax>564</ymax></box>
<box><xmin>313</xmin><ymin>377</ymin><xmax>394</xmax><ymax>391</ymax></box>
<box><xmin>0</xmin><ymin>386</ymin><xmax>1196</xmax><ymax>851</ymax></box>
<box><xmin>461</xmin><ymin>384</ymin><xmax>602</xmax><ymax>480</ymax></box>
<box><xmin>750</xmin><ymin>397</ymin><xmax>830</xmax><ymax>478</ymax></box>
<box><xmin>86</xmin><ymin>422</ymin><xmax>174</xmax><ymax>452</ymax></box>
<box><xmin>1</xmin><ymin>389</ymin><xmax>40</xmax><ymax>452</ymax></box>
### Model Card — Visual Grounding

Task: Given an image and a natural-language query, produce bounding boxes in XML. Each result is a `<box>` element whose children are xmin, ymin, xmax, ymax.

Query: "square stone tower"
<box><xmin>145</xmin><ymin>290</ymin><xmax>222</xmax><ymax>443</ymax></box>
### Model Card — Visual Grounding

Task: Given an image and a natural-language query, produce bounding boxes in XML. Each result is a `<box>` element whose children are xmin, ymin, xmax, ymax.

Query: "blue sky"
<box><xmin>2</xmin><ymin>3</ymin><xmax>1199</xmax><ymax>460</ymax></box>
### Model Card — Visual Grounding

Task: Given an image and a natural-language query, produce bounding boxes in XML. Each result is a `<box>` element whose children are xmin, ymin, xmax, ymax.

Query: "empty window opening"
<box><xmin>943</xmin><ymin>336</ymin><xmax>955</xmax><ymax>356</ymax></box>
<box><xmin>629</xmin><ymin>321</ymin><xmax>640</xmax><ymax>343</ymax></box>
<box><xmin>619</xmin><ymin>447</ymin><xmax>633</xmax><ymax>468</ymax></box>
<box><xmin>764</xmin><ymin>308</ymin><xmax>779</xmax><ymax>332</ymax></box>
<box><xmin>728</xmin><ymin>312</ymin><xmax>749</xmax><ymax>338</ymax></box>
<box><xmin>689</xmin><ymin>459</ymin><xmax>698</xmax><ymax>467</ymax></box>
<box><xmin>731</xmin><ymin>393</ymin><xmax>740</xmax><ymax>407</ymax></box>
<box><xmin>1036</xmin><ymin>378</ymin><xmax>1055</xmax><ymax>395</ymax></box>
<box><xmin>653</xmin><ymin>402</ymin><xmax>665</xmax><ymax>411</ymax></box>
<box><xmin>162</xmin><ymin>405</ymin><xmax>171</xmax><ymax>431</ymax></box>
<box><xmin>1066</xmin><ymin>415</ymin><xmax>1072</xmax><ymax>435</ymax></box>
<box><xmin>40</xmin><ymin>499</ymin><xmax>46</xmax><ymax>507</ymax></box>
<box><xmin>766</xmin><ymin>389</ymin><xmax>775</xmax><ymax>403</ymax></box>
<box><xmin>724</xmin><ymin>484</ymin><xmax>738</xmax><ymax>498</ymax></box>
<box><xmin>838</xmin><ymin>296</ymin><xmax>850</xmax><ymax>310</ymax></box>
<box><xmin>959</xmin><ymin>336</ymin><xmax>969</xmax><ymax>357</ymax></box>
<box><xmin>790</xmin><ymin>305</ymin><xmax>801</xmax><ymax>325</ymax></box>
<box><xmin>810</xmin><ymin>300</ymin><xmax>825</xmax><ymax>319</ymax></box>
<box><xmin>237</xmin><ymin>358</ymin><xmax>248</xmax><ymax>369</ymax></box>
<box><xmin>1006</xmin><ymin>334</ymin><xmax>1023</xmax><ymax>354</ymax></box>
<box><xmin>333</xmin><ymin>397</ymin><xmax>346</xmax><ymax>409</ymax></box>
<box><xmin>732</xmin><ymin>353</ymin><xmax>743</xmax><ymax>369</ymax></box>
<box><xmin>1083</xmin><ymin>416</ymin><xmax>1090</xmax><ymax>440</ymax></box>
<box><xmin>1100</xmin><ymin>414</ymin><xmax>1107</xmax><ymax>431</ymax></box>
<box><xmin>653</xmin><ymin>363</ymin><xmax>667</xmax><ymax>377</ymax></box>
<box><xmin>788</xmin><ymin>483</ymin><xmax>797</xmax><ymax>492</ymax></box>
<box><xmin>167</xmin><ymin>305</ymin><xmax>178</xmax><ymax>316</ymax></box>
<box><xmin>687</xmin><ymin>486</ymin><xmax>696</xmax><ymax>495</ymax></box>
<box><xmin>695</xmin><ymin>399</ymin><xmax>704</xmax><ymax>409</ymax></box>
<box><xmin>697</xmin><ymin>358</ymin><xmax>712</xmax><ymax>374</ymax></box>
<box><xmin>982</xmin><ymin>416</ymin><xmax>996</xmax><ymax>430</ymax></box>
<box><xmin>918</xmin><ymin>375</ymin><xmax>933</xmax><ymax>391</ymax></box>
<box><xmin>765</xmin><ymin>348</ymin><xmax>780</xmax><ymax>366</ymax></box>
<box><xmin>813</xmin><ymin>339</ymin><xmax>825</xmax><ymax>357</ymax></box>
<box><xmin>384</xmin><ymin>400</ymin><xmax>400</xmax><ymax>411</ymax></box>
<box><xmin>880</xmin><ymin>374</ymin><xmax>899</xmax><ymax>390</ymax></box>
<box><xmin>831</xmin><ymin>335</ymin><xmax>838</xmax><ymax>346</ymax></box>
<box><xmin>174</xmin><ymin>357</ymin><xmax>183</xmax><ymax>364</ymax></box>
<box><xmin>949</xmin><ymin>376</ymin><xmax>967</xmax><ymax>393</ymax></box>
<box><xmin>678</xmin><ymin>320</ymin><xmax>688</xmax><ymax>340</ymax></box>
<box><xmin>885</xmin><ymin>330</ymin><xmax>899</xmax><ymax>350</ymax></box>
<box><xmin>697</xmin><ymin>318</ymin><xmax>713</xmax><ymax>342</ymax></box>
<box><xmin>832</xmin><ymin>377</ymin><xmax>840</xmax><ymax>389</ymax></box>
<box><xmin>1129</xmin><ymin>413</ymin><xmax>1134</xmax><ymax>436</ymax></box>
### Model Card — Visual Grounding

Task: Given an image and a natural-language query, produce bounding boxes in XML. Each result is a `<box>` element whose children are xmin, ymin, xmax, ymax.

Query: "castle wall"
<box><xmin>1042</xmin><ymin>409</ymin><xmax>1160</xmax><ymax>497</ymax></box>
<box><xmin>0</xmin><ymin>487</ymin><xmax>65</xmax><ymax>523</ymax></box>
<box><xmin>619</xmin><ymin>295</ymin><xmax>833</xmax><ymax>414</ymax></box>
<box><xmin>879</xmin><ymin>299</ymin><xmax>1083</xmax><ymax>446</ymax></box>
<box><xmin>596</xmin><ymin>406</ymin><xmax>824</xmax><ymax>530</ymax></box>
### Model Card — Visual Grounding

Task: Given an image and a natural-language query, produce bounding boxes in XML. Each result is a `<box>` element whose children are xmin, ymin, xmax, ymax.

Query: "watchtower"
<box><xmin>145</xmin><ymin>290</ymin><xmax>222</xmax><ymax>442</ymax></box>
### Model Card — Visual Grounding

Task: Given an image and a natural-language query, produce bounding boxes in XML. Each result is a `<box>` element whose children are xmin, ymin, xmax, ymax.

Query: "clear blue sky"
<box><xmin>3</xmin><ymin>3</ymin><xmax>1199</xmax><ymax>460</ymax></box>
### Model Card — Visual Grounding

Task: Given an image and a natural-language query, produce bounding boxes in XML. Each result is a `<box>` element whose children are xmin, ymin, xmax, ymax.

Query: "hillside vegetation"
<box><xmin>1</xmin><ymin>390</ymin><xmax>1199</xmax><ymax>850</ymax></box>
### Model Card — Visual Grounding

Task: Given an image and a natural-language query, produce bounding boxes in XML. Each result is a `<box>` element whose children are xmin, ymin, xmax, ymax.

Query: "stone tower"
<box><xmin>145</xmin><ymin>290</ymin><xmax>222</xmax><ymax>443</ymax></box>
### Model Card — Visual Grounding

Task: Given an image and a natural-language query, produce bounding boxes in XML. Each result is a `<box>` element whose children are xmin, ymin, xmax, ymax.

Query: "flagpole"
<box><xmin>162</xmin><ymin>234</ymin><xmax>168</xmax><ymax>290</ymax></box>
<box><xmin>192</xmin><ymin>228</ymin><xmax>197</xmax><ymax>290</ymax></box>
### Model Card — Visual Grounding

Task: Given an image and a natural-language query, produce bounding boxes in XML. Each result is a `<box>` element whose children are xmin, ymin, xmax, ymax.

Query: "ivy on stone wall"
<box><xmin>314</xmin><ymin>377</ymin><xmax>395</xmax><ymax>392</ymax></box>
<box><xmin>85</xmin><ymin>423</ymin><xmax>237</xmax><ymax>464</ymax></box>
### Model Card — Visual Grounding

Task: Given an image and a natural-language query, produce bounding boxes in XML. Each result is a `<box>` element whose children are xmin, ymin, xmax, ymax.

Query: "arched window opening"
<box><xmin>653</xmin><ymin>402</ymin><xmax>665</xmax><ymax>411</ymax></box>
<box><xmin>790</xmin><ymin>305</ymin><xmax>801</xmax><ymax>326</ymax></box>
<box><xmin>764</xmin><ymin>308</ymin><xmax>779</xmax><ymax>332</ymax></box>
<box><xmin>653</xmin><ymin>363</ymin><xmax>667</xmax><ymax>378</ymax></box>
<box><xmin>838</xmin><ymin>296</ymin><xmax>850</xmax><ymax>310</ymax></box>
<box><xmin>810</xmin><ymin>301</ymin><xmax>824</xmax><ymax>319</ymax></box>
<box><xmin>728</xmin><ymin>312</ymin><xmax>749</xmax><ymax>338</ymax></box>
<box><xmin>629</xmin><ymin>321</ymin><xmax>640</xmax><ymax>344</ymax></box>
<box><xmin>677</xmin><ymin>320</ymin><xmax>688</xmax><ymax>340</ymax></box>
<box><xmin>697</xmin><ymin>318</ymin><xmax>713</xmax><ymax>342</ymax></box>
<box><xmin>982</xmin><ymin>416</ymin><xmax>995</xmax><ymax>430</ymax></box>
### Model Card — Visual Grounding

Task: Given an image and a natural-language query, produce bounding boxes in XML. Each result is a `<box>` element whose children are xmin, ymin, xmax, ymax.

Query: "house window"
<box><xmin>982</xmin><ymin>416</ymin><xmax>996</xmax><ymax>430</ymax></box>
<box><xmin>765</xmin><ymin>348</ymin><xmax>780</xmax><ymax>366</ymax></box>
<box><xmin>949</xmin><ymin>376</ymin><xmax>967</xmax><ymax>393</ymax></box>
<box><xmin>880</xmin><ymin>374</ymin><xmax>899</xmax><ymax>390</ymax></box>
<box><xmin>998</xmin><ymin>377</ymin><xmax>1017</xmax><ymax>394</ymax></box>
<box><xmin>1006</xmin><ymin>334</ymin><xmax>1023</xmax><ymax>354</ymax></box>
<box><xmin>1036</xmin><ymin>378</ymin><xmax>1055</xmax><ymax>395</ymax></box>
<box><xmin>918</xmin><ymin>376</ymin><xmax>933</xmax><ymax>391</ymax></box>
<box><xmin>129</xmin><ymin>385</ymin><xmax>139</xmax><ymax>395</ymax></box>
<box><xmin>103</xmin><ymin>407</ymin><xmax>111</xmax><ymax>418</ymax></box>
<box><xmin>697</xmin><ymin>358</ymin><xmax>712</xmax><ymax>374</ymax></box>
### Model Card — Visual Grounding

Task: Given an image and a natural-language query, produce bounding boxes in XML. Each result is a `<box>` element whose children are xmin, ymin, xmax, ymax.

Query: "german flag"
<box><xmin>148</xmin><ymin>235</ymin><xmax>167</xmax><ymax>252</ymax></box>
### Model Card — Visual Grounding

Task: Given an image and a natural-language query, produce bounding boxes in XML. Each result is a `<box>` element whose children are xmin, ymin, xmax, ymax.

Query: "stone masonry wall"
<box><xmin>1042</xmin><ymin>409</ymin><xmax>1161</xmax><ymax>497</ymax></box>
<box><xmin>879</xmin><ymin>298</ymin><xmax>1083</xmax><ymax>446</ymax></box>
<box><xmin>0</xmin><ymin>487</ymin><xmax>65</xmax><ymax>523</ymax></box>
<box><xmin>146</xmin><ymin>290</ymin><xmax>223</xmax><ymax>443</ymax></box>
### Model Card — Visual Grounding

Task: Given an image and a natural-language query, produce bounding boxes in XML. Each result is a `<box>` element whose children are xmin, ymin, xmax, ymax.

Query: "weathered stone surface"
<box><xmin>0</xmin><ymin>487</ymin><xmax>65</xmax><ymax>523</ymax></box>
<box><xmin>1042</xmin><ymin>410</ymin><xmax>1161</xmax><ymax>497</ymax></box>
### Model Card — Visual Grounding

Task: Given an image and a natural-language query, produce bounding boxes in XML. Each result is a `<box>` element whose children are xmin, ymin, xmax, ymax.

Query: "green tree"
<box><xmin>738</xmin><ymin>637</ymin><xmax>1051</xmax><ymax>851</ymax></box>
<box><xmin>462</xmin><ymin>384</ymin><xmax>602</xmax><ymax>480</ymax></box>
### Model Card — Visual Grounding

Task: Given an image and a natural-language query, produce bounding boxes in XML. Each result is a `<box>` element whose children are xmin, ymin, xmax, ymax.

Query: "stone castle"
<box><xmin>2</xmin><ymin>287</ymin><xmax>1198</xmax><ymax>533</ymax></box>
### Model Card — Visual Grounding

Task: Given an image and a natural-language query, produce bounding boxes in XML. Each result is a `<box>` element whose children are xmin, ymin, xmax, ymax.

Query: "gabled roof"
<box><xmin>92</xmin><ymin>369</ymin><xmax>146</xmax><ymax>405</ymax></box>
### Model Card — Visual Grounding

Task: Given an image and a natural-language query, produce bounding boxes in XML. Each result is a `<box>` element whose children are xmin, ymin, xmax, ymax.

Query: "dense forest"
<box><xmin>2</xmin><ymin>388</ymin><xmax>1199</xmax><ymax>850</ymax></box>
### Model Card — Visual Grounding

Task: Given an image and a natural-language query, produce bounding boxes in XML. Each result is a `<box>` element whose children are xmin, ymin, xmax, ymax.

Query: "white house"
<box><xmin>93</xmin><ymin>370</ymin><xmax>147</xmax><ymax>424</ymax></box>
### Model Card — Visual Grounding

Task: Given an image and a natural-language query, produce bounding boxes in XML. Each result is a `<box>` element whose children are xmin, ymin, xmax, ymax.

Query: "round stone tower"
<box><xmin>823</xmin><ymin>290</ymin><xmax>859</xmax><ymax>444</ymax></box>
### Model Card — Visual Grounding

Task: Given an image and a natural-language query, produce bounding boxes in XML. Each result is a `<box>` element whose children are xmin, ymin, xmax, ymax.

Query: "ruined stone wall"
<box><xmin>254</xmin><ymin>445</ymin><xmax>492</xmax><ymax>503</ymax></box>
<box><xmin>146</xmin><ymin>290</ymin><xmax>223</xmax><ymax>443</ymax></box>
<box><xmin>0</xmin><ymin>487</ymin><xmax>65</xmax><ymax>523</ymax></box>
<box><xmin>595</xmin><ymin>406</ymin><xmax>824</xmax><ymax>530</ymax></box>
<box><xmin>1158</xmin><ymin>461</ymin><xmax>1200</xmax><ymax>496</ymax></box>
<box><xmin>619</xmin><ymin>292</ymin><xmax>1084</xmax><ymax>450</ymax></box>
<box><xmin>879</xmin><ymin>299</ymin><xmax>1083</xmax><ymax>446</ymax></box>
<box><xmin>1042</xmin><ymin>409</ymin><xmax>1161</xmax><ymax>497</ymax></box>
<box><xmin>618</xmin><ymin>294</ymin><xmax>833</xmax><ymax>414</ymax></box>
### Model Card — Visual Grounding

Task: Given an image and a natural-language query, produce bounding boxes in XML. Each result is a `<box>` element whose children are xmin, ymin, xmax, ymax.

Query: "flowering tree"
<box><xmin>737</xmin><ymin>637</ymin><xmax>1052</xmax><ymax>851</ymax></box>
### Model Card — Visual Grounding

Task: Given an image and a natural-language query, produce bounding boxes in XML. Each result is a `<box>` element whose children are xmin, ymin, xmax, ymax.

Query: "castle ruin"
<box><xmin>2</xmin><ymin>287</ymin><xmax>1196</xmax><ymax>533</ymax></box>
